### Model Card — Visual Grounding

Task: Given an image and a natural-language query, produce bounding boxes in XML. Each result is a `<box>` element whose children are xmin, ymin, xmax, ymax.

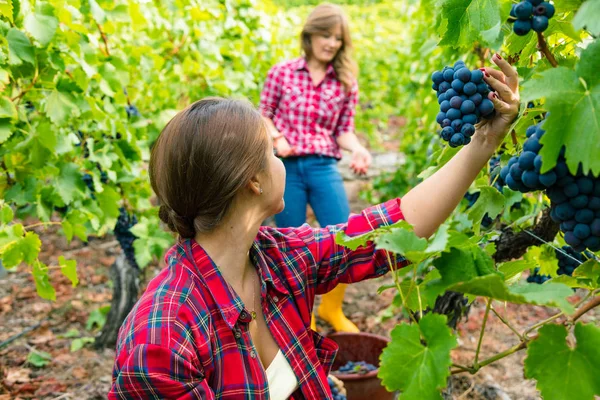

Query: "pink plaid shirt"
<box><xmin>109</xmin><ymin>199</ymin><xmax>408</xmax><ymax>399</ymax></box>
<box><xmin>259</xmin><ymin>57</ymin><xmax>358</xmax><ymax>160</ymax></box>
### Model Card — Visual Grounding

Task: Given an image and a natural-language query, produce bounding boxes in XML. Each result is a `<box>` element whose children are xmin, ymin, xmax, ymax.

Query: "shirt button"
<box><xmin>273</xmin><ymin>296</ymin><xmax>279</xmax><ymax>302</ymax></box>
<box><xmin>240</xmin><ymin>311</ymin><xmax>248</xmax><ymax>320</ymax></box>
<box><xmin>234</xmin><ymin>330</ymin><xmax>241</xmax><ymax>339</ymax></box>
<box><xmin>250</xmin><ymin>350</ymin><xmax>257</xmax><ymax>359</ymax></box>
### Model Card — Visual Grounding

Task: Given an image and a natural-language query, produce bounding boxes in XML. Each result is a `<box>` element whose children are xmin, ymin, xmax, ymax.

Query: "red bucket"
<box><xmin>328</xmin><ymin>332</ymin><xmax>396</xmax><ymax>400</ymax></box>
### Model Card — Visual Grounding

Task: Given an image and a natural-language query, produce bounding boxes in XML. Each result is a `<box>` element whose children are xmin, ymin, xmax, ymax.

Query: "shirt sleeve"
<box><xmin>333</xmin><ymin>82</ymin><xmax>359</xmax><ymax>137</ymax></box>
<box><xmin>294</xmin><ymin>197</ymin><xmax>410</xmax><ymax>295</ymax></box>
<box><xmin>108</xmin><ymin>344</ymin><xmax>216</xmax><ymax>400</ymax></box>
<box><xmin>258</xmin><ymin>66</ymin><xmax>282</xmax><ymax>120</ymax></box>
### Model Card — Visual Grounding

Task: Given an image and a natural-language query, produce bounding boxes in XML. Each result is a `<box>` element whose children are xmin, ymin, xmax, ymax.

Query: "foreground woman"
<box><xmin>108</xmin><ymin>54</ymin><xmax>519</xmax><ymax>399</ymax></box>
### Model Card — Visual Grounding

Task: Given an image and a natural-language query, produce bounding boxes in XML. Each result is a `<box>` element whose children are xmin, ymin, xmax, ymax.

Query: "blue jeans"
<box><xmin>275</xmin><ymin>155</ymin><xmax>350</xmax><ymax>228</ymax></box>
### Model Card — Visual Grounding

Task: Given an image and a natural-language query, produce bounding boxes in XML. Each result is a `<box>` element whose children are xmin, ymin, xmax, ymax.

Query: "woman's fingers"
<box><xmin>487</xmin><ymin>91</ymin><xmax>514</xmax><ymax>116</ymax></box>
<box><xmin>487</xmin><ymin>54</ymin><xmax>519</xmax><ymax>93</ymax></box>
<box><xmin>483</xmin><ymin>72</ymin><xmax>517</xmax><ymax>105</ymax></box>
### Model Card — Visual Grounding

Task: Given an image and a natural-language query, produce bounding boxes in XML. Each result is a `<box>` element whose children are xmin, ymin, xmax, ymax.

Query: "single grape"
<box><xmin>450</xmin><ymin>96</ymin><xmax>463</xmax><ymax>109</ymax></box>
<box><xmin>532</xmin><ymin>15</ymin><xmax>549</xmax><ymax>32</ymax></box>
<box><xmin>573</xmin><ymin>224</ymin><xmax>591</xmax><ymax>240</ymax></box>
<box><xmin>443</xmin><ymin>69</ymin><xmax>455</xmax><ymax>82</ymax></box>
<box><xmin>461</xmin><ymin>123</ymin><xmax>475</xmax><ymax>137</ymax></box>
<box><xmin>514</xmin><ymin>19</ymin><xmax>532</xmax><ymax>36</ymax></box>
<box><xmin>449</xmin><ymin>133</ymin><xmax>465</xmax><ymax>148</ymax></box>
<box><xmin>446</xmin><ymin>108</ymin><xmax>462</xmax><ymax>121</ymax></box>
<box><xmin>460</xmin><ymin>100</ymin><xmax>476</xmax><ymax>114</ymax></box>
<box><xmin>515</xmin><ymin>1</ymin><xmax>534</xmax><ymax>19</ymax></box>
<box><xmin>479</xmin><ymin>99</ymin><xmax>495</xmax><ymax>116</ymax></box>
<box><xmin>441</xmin><ymin>127</ymin><xmax>454</xmax><ymax>141</ymax></box>
<box><xmin>463</xmin><ymin>82</ymin><xmax>477</xmax><ymax>96</ymax></box>
<box><xmin>539</xmin><ymin>171</ymin><xmax>557</xmax><ymax>187</ymax></box>
<box><xmin>432</xmin><ymin>71</ymin><xmax>445</xmax><ymax>85</ymax></box>
<box><xmin>451</xmin><ymin>79</ymin><xmax>465</xmax><ymax>92</ymax></box>
<box><xmin>463</xmin><ymin>113</ymin><xmax>478</xmax><ymax>125</ymax></box>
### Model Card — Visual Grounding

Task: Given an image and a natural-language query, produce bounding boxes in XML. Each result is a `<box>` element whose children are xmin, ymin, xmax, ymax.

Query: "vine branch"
<box><xmin>96</xmin><ymin>22</ymin><xmax>110</xmax><ymax>57</ymax></box>
<box><xmin>568</xmin><ymin>295</ymin><xmax>600</xmax><ymax>324</ymax></box>
<box><xmin>536</xmin><ymin>31</ymin><xmax>558</xmax><ymax>68</ymax></box>
<box><xmin>473</xmin><ymin>298</ymin><xmax>492</xmax><ymax>368</ymax></box>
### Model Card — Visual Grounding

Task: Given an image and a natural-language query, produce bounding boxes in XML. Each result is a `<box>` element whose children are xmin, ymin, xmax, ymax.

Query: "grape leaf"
<box><xmin>0</xmin><ymin>119</ymin><xmax>12</xmax><ymax>143</ymax></box>
<box><xmin>572</xmin><ymin>0</ymin><xmax>600</xmax><ymax>36</ymax></box>
<box><xmin>377</xmin><ymin>225</ymin><xmax>428</xmax><ymax>263</ymax></box>
<box><xmin>55</xmin><ymin>163</ymin><xmax>83</xmax><ymax>204</ymax></box>
<box><xmin>572</xmin><ymin>259</ymin><xmax>600</xmax><ymax>289</ymax></box>
<box><xmin>1</xmin><ymin>232</ymin><xmax>41</xmax><ymax>268</ymax></box>
<box><xmin>467</xmin><ymin>186</ymin><xmax>505</xmax><ymax>235</ymax></box>
<box><xmin>379</xmin><ymin>314</ymin><xmax>457</xmax><ymax>399</ymax></box>
<box><xmin>522</xmin><ymin>41</ymin><xmax>600</xmax><ymax>175</ymax></box>
<box><xmin>58</xmin><ymin>255</ymin><xmax>78</xmax><ymax>287</ymax></box>
<box><xmin>1</xmin><ymin>203</ymin><xmax>14</xmax><ymax>224</ymax></box>
<box><xmin>438</xmin><ymin>0</ymin><xmax>502</xmax><ymax>48</ymax></box>
<box><xmin>0</xmin><ymin>97</ymin><xmax>17</xmax><ymax>119</ymax></box>
<box><xmin>498</xmin><ymin>259</ymin><xmax>536</xmax><ymax>282</ymax></box>
<box><xmin>7</xmin><ymin>28</ymin><xmax>35</xmax><ymax>65</ymax></box>
<box><xmin>32</xmin><ymin>262</ymin><xmax>55</xmax><ymax>301</ymax></box>
<box><xmin>525</xmin><ymin>245</ymin><xmax>559</xmax><ymax>277</ymax></box>
<box><xmin>448</xmin><ymin>274</ymin><xmax>575</xmax><ymax>314</ymax></box>
<box><xmin>24</xmin><ymin>10</ymin><xmax>58</xmax><ymax>47</ymax></box>
<box><xmin>524</xmin><ymin>323</ymin><xmax>600</xmax><ymax>400</ymax></box>
<box><xmin>44</xmin><ymin>90</ymin><xmax>79</xmax><ymax>125</ymax></box>
<box><xmin>26</xmin><ymin>350</ymin><xmax>52</xmax><ymax>367</ymax></box>
<box><xmin>0</xmin><ymin>0</ymin><xmax>13</xmax><ymax>23</ymax></box>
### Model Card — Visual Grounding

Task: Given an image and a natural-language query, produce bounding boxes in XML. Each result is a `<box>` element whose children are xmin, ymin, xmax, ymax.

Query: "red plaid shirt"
<box><xmin>108</xmin><ymin>198</ymin><xmax>408</xmax><ymax>399</ymax></box>
<box><xmin>259</xmin><ymin>57</ymin><xmax>358</xmax><ymax>160</ymax></box>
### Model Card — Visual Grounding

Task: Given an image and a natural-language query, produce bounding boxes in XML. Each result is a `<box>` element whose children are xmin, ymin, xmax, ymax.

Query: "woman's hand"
<box><xmin>350</xmin><ymin>145</ymin><xmax>372</xmax><ymax>175</ymax></box>
<box><xmin>274</xmin><ymin>136</ymin><xmax>295</xmax><ymax>158</ymax></box>
<box><xmin>476</xmin><ymin>54</ymin><xmax>520</xmax><ymax>149</ymax></box>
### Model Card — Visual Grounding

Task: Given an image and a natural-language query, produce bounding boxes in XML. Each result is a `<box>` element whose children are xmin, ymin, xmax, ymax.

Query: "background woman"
<box><xmin>259</xmin><ymin>3</ymin><xmax>371</xmax><ymax>333</ymax></box>
<box><xmin>109</xmin><ymin>53</ymin><xmax>520</xmax><ymax>398</ymax></box>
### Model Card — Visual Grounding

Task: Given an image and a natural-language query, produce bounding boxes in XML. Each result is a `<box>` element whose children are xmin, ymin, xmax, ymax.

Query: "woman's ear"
<box><xmin>247</xmin><ymin>176</ymin><xmax>262</xmax><ymax>196</ymax></box>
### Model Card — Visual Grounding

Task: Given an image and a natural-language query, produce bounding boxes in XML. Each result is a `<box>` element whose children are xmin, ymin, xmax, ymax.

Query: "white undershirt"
<box><xmin>266</xmin><ymin>350</ymin><xmax>299</xmax><ymax>400</ymax></box>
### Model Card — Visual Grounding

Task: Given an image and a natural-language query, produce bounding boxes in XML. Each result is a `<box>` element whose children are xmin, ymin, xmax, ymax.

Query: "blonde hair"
<box><xmin>150</xmin><ymin>98</ymin><xmax>270</xmax><ymax>238</ymax></box>
<box><xmin>301</xmin><ymin>3</ymin><xmax>358</xmax><ymax>92</ymax></box>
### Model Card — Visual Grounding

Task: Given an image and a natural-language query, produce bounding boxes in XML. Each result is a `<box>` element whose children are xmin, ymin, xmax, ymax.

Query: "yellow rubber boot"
<box><xmin>310</xmin><ymin>313</ymin><xmax>317</xmax><ymax>331</ymax></box>
<box><xmin>317</xmin><ymin>284</ymin><xmax>359</xmax><ymax>333</ymax></box>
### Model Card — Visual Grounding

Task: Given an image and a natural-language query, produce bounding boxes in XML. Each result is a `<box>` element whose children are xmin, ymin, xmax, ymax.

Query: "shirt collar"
<box><xmin>180</xmin><ymin>238</ymin><xmax>290</xmax><ymax>330</ymax></box>
<box><xmin>294</xmin><ymin>57</ymin><xmax>337</xmax><ymax>78</ymax></box>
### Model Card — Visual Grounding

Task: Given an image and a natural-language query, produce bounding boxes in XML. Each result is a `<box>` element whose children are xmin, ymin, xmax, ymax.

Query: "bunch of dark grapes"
<box><xmin>499</xmin><ymin>121</ymin><xmax>558</xmax><ymax>193</ymax></box>
<box><xmin>82</xmin><ymin>173</ymin><xmax>95</xmax><ymax>198</ymax></box>
<box><xmin>114</xmin><ymin>207</ymin><xmax>139</xmax><ymax>269</ymax></box>
<box><xmin>327</xmin><ymin>377</ymin><xmax>347</xmax><ymax>400</ymax></box>
<box><xmin>526</xmin><ymin>267</ymin><xmax>551</xmax><ymax>284</ymax></box>
<box><xmin>508</xmin><ymin>0</ymin><xmax>555</xmax><ymax>36</ymax></box>
<box><xmin>335</xmin><ymin>361</ymin><xmax>377</xmax><ymax>374</ymax></box>
<box><xmin>547</xmin><ymin>170</ymin><xmax>600</xmax><ymax>252</ymax></box>
<box><xmin>463</xmin><ymin>155</ymin><xmax>507</xmax><ymax>228</ymax></box>
<box><xmin>527</xmin><ymin>246</ymin><xmax>593</xmax><ymax>284</ymax></box>
<box><xmin>499</xmin><ymin>119</ymin><xmax>600</xmax><ymax>253</ymax></box>
<box><xmin>126</xmin><ymin>104</ymin><xmax>141</xmax><ymax>118</ymax></box>
<box><xmin>431</xmin><ymin>61</ymin><xmax>495</xmax><ymax>148</ymax></box>
<box><xmin>555</xmin><ymin>245</ymin><xmax>593</xmax><ymax>276</ymax></box>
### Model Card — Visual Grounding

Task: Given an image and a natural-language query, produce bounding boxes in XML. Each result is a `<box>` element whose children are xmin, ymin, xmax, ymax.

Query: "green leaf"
<box><xmin>0</xmin><ymin>0</ymin><xmax>14</xmax><ymax>23</ymax></box>
<box><xmin>524</xmin><ymin>323</ymin><xmax>600</xmax><ymax>400</ymax></box>
<box><xmin>24</xmin><ymin>10</ymin><xmax>58</xmax><ymax>47</ymax></box>
<box><xmin>95</xmin><ymin>186</ymin><xmax>121</xmax><ymax>219</ymax></box>
<box><xmin>433</xmin><ymin>247</ymin><xmax>498</xmax><ymax>285</ymax></box>
<box><xmin>89</xmin><ymin>0</ymin><xmax>106</xmax><ymax>23</ymax></box>
<box><xmin>44</xmin><ymin>90</ymin><xmax>79</xmax><ymax>125</ymax></box>
<box><xmin>1</xmin><ymin>231</ymin><xmax>41</xmax><ymax>268</ymax></box>
<box><xmin>61</xmin><ymin>220</ymin><xmax>73</xmax><ymax>243</ymax></box>
<box><xmin>58</xmin><ymin>255</ymin><xmax>78</xmax><ymax>287</ymax></box>
<box><xmin>577</xmin><ymin>39</ymin><xmax>600</xmax><ymax>89</ymax></box>
<box><xmin>0</xmin><ymin>97</ymin><xmax>17</xmax><ymax>120</ymax></box>
<box><xmin>133</xmin><ymin>239</ymin><xmax>151</xmax><ymax>268</ymax></box>
<box><xmin>55</xmin><ymin>163</ymin><xmax>83</xmax><ymax>204</ymax></box>
<box><xmin>521</xmin><ymin>56</ymin><xmax>600</xmax><ymax>175</ymax></box>
<box><xmin>0</xmin><ymin>119</ymin><xmax>13</xmax><ymax>143</ymax></box>
<box><xmin>70</xmin><ymin>337</ymin><xmax>95</xmax><ymax>352</ymax></box>
<box><xmin>438</xmin><ymin>0</ymin><xmax>502</xmax><ymax>48</ymax></box>
<box><xmin>379</xmin><ymin>314</ymin><xmax>457</xmax><ymax>399</ymax></box>
<box><xmin>26</xmin><ymin>349</ymin><xmax>52</xmax><ymax>367</ymax></box>
<box><xmin>572</xmin><ymin>0</ymin><xmax>600</xmax><ymax>36</ymax></box>
<box><xmin>525</xmin><ymin>245</ymin><xmax>560</xmax><ymax>277</ymax></box>
<box><xmin>572</xmin><ymin>259</ymin><xmax>600</xmax><ymax>289</ymax></box>
<box><xmin>32</xmin><ymin>262</ymin><xmax>56</xmax><ymax>301</ymax></box>
<box><xmin>86</xmin><ymin>305</ymin><xmax>110</xmax><ymax>330</ymax></box>
<box><xmin>498</xmin><ymin>259</ymin><xmax>535</xmax><ymax>283</ymax></box>
<box><xmin>467</xmin><ymin>186</ymin><xmax>505</xmax><ymax>234</ymax></box>
<box><xmin>1</xmin><ymin>204</ymin><xmax>14</xmax><ymax>224</ymax></box>
<box><xmin>377</xmin><ymin>222</ymin><xmax>428</xmax><ymax>263</ymax></box>
<box><xmin>7</xmin><ymin>28</ymin><xmax>35</xmax><ymax>65</ymax></box>
<box><xmin>448</xmin><ymin>274</ymin><xmax>575</xmax><ymax>314</ymax></box>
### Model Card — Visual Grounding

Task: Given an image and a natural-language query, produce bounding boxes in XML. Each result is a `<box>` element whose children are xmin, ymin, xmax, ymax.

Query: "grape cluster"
<box><xmin>500</xmin><ymin>123</ymin><xmax>558</xmax><ymax>193</ymax></box>
<box><xmin>432</xmin><ymin>61</ymin><xmax>495</xmax><ymax>148</ymax></box>
<box><xmin>114</xmin><ymin>207</ymin><xmax>139</xmax><ymax>269</ymax></box>
<box><xmin>527</xmin><ymin>246</ymin><xmax>593</xmax><ymax>284</ymax></box>
<box><xmin>335</xmin><ymin>360</ymin><xmax>377</xmax><ymax>374</ymax></box>
<box><xmin>499</xmin><ymin>120</ymin><xmax>600</xmax><ymax>252</ymax></box>
<box><xmin>555</xmin><ymin>245</ymin><xmax>593</xmax><ymax>275</ymax></box>
<box><xmin>509</xmin><ymin>0</ymin><xmax>555</xmax><ymax>36</ymax></box>
<box><xmin>526</xmin><ymin>267</ymin><xmax>551</xmax><ymax>284</ymax></box>
<box><xmin>126</xmin><ymin>104</ymin><xmax>141</xmax><ymax>118</ymax></box>
<box><xmin>82</xmin><ymin>173</ymin><xmax>95</xmax><ymax>198</ymax></box>
<box><xmin>327</xmin><ymin>377</ymin><xmax>347</xmax><ymax>400</ymax></box>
